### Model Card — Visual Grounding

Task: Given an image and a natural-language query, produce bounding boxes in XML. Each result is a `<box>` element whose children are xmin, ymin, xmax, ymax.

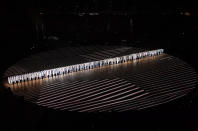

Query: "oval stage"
<box><xmin>3</xmin><ymin>46</ymin><xmax>198</xmax><ymax>112</ymax></box>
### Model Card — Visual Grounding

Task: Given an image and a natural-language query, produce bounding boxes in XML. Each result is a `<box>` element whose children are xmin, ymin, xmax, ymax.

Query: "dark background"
<box><xmin>0</xmin><ymin>0</ymin><xmax>198</xmax><ymax>130</ymax></box>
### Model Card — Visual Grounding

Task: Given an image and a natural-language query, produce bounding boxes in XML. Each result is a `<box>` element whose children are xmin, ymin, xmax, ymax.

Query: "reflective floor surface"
<box><xmin>4</xmin><ymin>47</ymin><xmax>198</xmax><ymax>112</ymax></box>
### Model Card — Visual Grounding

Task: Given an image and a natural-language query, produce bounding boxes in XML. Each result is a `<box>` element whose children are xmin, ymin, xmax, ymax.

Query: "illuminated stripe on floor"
<box><xmin>37</xmin><ymin>79</ymin><xmax>127</xmax><ymax>105</ymax></box>
<box><xmin>56</xmin><ymin>85</ymin><xmax>138</xmax><ymax>110</ymax></box>
<box><xmin>37</xmin><ymin>79</ymin><xmax>121</xmax><ymax>102</ymax></box>
<box><xmin>77</xmin><ymin>92</ymin><xmax>149</xmax><ymax>112</ymax></box>
<box><xmin>41</xmin><ymin>82</ymin><xmax>135</xmax><ymax>109</ymax></box>
<box><xmin>118</xmin><ymin>87</ymin><xmax>194</xmax><ymax>112</ymax></box>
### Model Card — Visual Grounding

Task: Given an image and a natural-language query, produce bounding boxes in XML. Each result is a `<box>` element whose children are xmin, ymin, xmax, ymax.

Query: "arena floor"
<box><xmin>3</xmin><ymin>46</ymin><xmax>198</xmax><ymax>112</ymax></box>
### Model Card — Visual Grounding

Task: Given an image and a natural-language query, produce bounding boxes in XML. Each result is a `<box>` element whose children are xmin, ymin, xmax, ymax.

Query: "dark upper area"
<box><xmin>1</xmin><ymin>0</ymin><xmax>198</xmax><ymax>70</ymax></box>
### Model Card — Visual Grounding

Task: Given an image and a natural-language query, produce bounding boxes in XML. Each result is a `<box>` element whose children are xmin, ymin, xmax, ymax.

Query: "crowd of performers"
<box><xmin>8</xmin><ymin>49</ymin><xmax>164</xmax><ymax>84</ymax></box>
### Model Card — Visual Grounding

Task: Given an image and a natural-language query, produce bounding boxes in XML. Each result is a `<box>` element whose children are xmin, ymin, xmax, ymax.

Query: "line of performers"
<box><xmin>8</xmin><ymin>49</ymin><xmax>164</xmax><ymax>84</ymax></box>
